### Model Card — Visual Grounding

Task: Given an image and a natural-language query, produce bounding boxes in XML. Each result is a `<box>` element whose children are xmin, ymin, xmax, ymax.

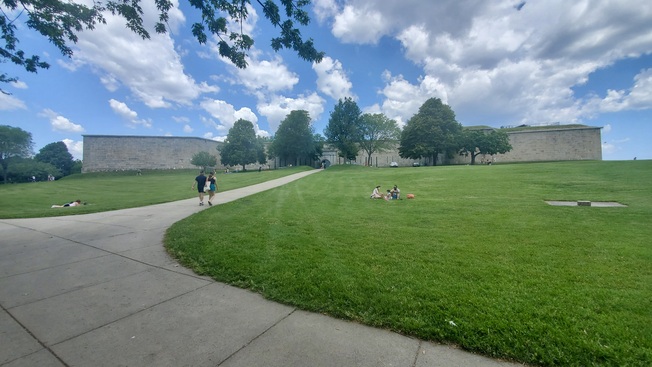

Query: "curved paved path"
<box><xmin>0</xmin><ymin>170</ymin><xmax>523</xmax><ymax>367</ymax></box>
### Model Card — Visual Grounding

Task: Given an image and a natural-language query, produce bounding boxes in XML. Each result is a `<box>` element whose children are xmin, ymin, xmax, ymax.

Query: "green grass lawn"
<box><xmin>165</xmin><ymin>161</ymin><xmax>652</xmax><ymax>367</ymax></box>
<box><xmin>0</xmin><ymin>166</ymin><xmax>311</xmax><ymax>219</ymax></box>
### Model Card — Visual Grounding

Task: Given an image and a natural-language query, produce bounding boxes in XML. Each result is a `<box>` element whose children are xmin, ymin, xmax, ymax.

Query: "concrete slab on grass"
<box><xmin>545</xmin><ymin>200</ymin><xmax>627</xmax><ymax>207</ymax></box>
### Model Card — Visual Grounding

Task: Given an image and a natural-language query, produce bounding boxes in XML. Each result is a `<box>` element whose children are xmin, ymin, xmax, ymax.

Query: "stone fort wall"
<box><xmin>82</xmin><ymin>126</ymin><xmax>601</xmax><ymax>172</ymax></box>
<box><xmin>485</xmin><ymin>126</ymin><xmax>602</xmax><ymax>164</ymax></box>
<box><xmin>82</xmin><ymin>135</ymin><xmax>223</xmax><ymax>172</ymax></box>
<box><xmin>331</xmin><ymin>125</ymin><xmax>602</xmax><ymax>167</ymax></box>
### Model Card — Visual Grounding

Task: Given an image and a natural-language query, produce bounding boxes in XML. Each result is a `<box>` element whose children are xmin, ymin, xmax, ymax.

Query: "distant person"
<box><xmin>206</xmin><ymin>173</ymin><xmax>217</xmax><ymax>206</ymax></box>
<box><xmin>192</xmin><ymin>170</ymin><xmax>207</xmax><ymax>206</ymax></box>
<box><xmin>51</xmin><ymin>200</ymin><xmax>82</xmax><ymax>208</ymax></box>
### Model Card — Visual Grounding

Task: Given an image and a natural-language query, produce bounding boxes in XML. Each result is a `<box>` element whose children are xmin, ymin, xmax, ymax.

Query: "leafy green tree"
<box><xmin>0</xmin><ymin>157</ymin><xmax>60</xmax><ymax>183</ymax></box>
<box><xmin>324</xmin><ymin>97</ymin><xmax>362</xmax><ymax>161</ymax></box>
<box><xmin>399</xmin><ymin>98</ymin><xmax>462</xmax><ymax>166</ymax></box>
<box><xmin>71</xmin><ymin>159</ymin><xmax>83</xmax><ymax>174</ymax></box>
<box><xmin>313</xmin><ymin>133</ymin><xmax>325</xmax><ymax>163</ymax></box>
<box><xmin>268</xmin><ymin>110</ymin><xmax>319</xmax><ymax>166</ymax></box>
<box><xmin>255</xmin><ymin>136</ymin><xmax>268</xmax><ymax>166</ymax></box>
<box><xmin>1</xmin><ymin>0</ymin><xmax>324</xmax><ymax>92</ymax></box>
<box><xmin>34</xmin><ymin>141</ymin><xmax>74</xmax><ymax>176</ymax></box>
<box><xmin>358</xmin><ymin>113</ymin><xmax>401</xmax><ymax>166</ymax></box>
<box><xmin>459</xmin><ymin>128</ymin><xmax>513</xmax><ymax>165</ymax></box>
<box><xmin>0</xmin><ymin>125</ymin><xmax>33</xmax><ymax>183</ymax></box>
<box><xmin>219</xmin><ymin>119</ymin><xmax>263</xmax><ymax>171</ymax></box>
<box><xmin>191</xmin><ymin>151</ymin><xmax>218</xmax><ymax>172</ymax></box>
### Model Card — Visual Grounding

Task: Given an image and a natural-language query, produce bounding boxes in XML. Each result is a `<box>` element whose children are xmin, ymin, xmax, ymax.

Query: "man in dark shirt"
<box><xmin>192</xmin><ymin>170</ymin><xmax>207</xmax><ymax>206</ymax></box>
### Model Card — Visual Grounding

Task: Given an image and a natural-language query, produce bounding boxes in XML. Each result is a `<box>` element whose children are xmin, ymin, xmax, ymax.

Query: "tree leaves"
<box><xmin>1</xmin><ymin>0</ymin><xmax>323</xmax><ymax>91</ymax></box>
<box><xmin>219</xmin><ymin>119</ymin><xmax>265</xmax><ymax>169</ymax></box>
<box><xmin>268</xmin><ymin>109</ymin><xmax>319</xmax><ymax>165</ymax></box>
<box><xmin>399</xmin><ymin>98</ymin><xmax>462</xmax><ymax>165</ymax></box>
<box><xmin>325</xmin><ymin>97</ymin><xmax>362</xmax><ymax>160</ymax></box>
<box><xmin>0</xmin><ymin>125</ymin><xmax>33</xmax><ymax>183</ymax></box>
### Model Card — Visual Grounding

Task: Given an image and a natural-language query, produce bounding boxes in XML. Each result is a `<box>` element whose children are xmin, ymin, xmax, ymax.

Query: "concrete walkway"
<box><xmin>1</xmin><ymin>170</ymin><xmax>523</xmax><ymax>367</ymax></box>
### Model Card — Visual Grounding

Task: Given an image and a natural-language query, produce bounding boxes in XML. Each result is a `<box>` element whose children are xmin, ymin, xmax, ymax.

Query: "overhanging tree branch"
<box><xmin>1</xmin><ymin>0</ymin><xmax>324</xmax><ymax>93</ymax></box>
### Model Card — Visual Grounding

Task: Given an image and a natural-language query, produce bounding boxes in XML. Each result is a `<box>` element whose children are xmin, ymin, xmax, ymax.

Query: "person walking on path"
<box><xmin>192</xmin><ymin>170</ymin><xmax>208</xmax><ymax>206</ymax></box>
<box><xmin>207</xmin><ymin>173</ymin><xmax>217</xmax><ymax>206</ymax></box>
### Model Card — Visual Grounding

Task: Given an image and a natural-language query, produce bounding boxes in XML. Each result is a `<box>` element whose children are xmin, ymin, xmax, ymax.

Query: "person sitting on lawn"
<box><xmin>370</xmin><ymin>185</ymin><xmax>388</xmax><ymax>200</ymax></box>
<box><xmin>391</xmin><ymin>185</ymin><xmax>400</xmax><ymax>199</ymax></box>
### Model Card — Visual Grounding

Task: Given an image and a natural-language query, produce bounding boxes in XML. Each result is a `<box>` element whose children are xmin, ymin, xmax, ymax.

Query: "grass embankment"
<box><xmin>0</xmin><ymin>167</ymin><xmax>311</xmax><ymax>219</ymax></box>
<box><xmin>165</xmin><ymin>161</ymin><xmax>652</xmax><ymax>366</ymax></box>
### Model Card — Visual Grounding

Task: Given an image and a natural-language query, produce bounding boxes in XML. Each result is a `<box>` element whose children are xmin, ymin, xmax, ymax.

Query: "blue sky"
<box><xmin>2</xmin><ymin>0</ymin><xmax>651</xmax><ymax>161</ymax></box>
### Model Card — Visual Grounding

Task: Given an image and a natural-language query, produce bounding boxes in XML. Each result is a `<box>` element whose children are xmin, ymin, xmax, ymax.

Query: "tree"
<box><xmin>268</xmin><ymin>110</ymin><xmax>319</xmax><ymax>166</ymax></box>
<box><xmin>459</xmin><ymin>128</ymin><xmax>513</xmax><ymax>165</ymax></box>
<box><xmin>399</xmin><ymin>98</ymin><xmax>462</xmax><ymax>166</ymax></box>
<box><xmin>71</xmin><ymin>159</ymin><xmax>83</xmax><ymax>174</ymax></box>
<box><xmin>312</xmin><ymin>133</ymin><xmax>325</xmax><ymax>162</ymax></box>
<box><xmin>191</xmin><ymin>151</ymin><xmax>218</xmax><ymax>171</ymax></box>
<box><xmin>0</xmin><ymin>125</ymin><xmax>33</xmax><ymax>183</ymax></box>
<box><xmin>0</xmin><ymin>157</ymin><xmax>60</xmax><ymax>183</ymax></box>
<box><xmin>358</xmin><ymin>113</ymin><xmax>401</xmax><ymax>166</ymax></box>
<box><xmin>1</xmin><ymin>0</ymin><xmax>324</xmax><ymax>92</ymax></box>
<box><xmin>219</xmin><ymin>119</ymin><xmax>264</xmax><ymax>171</ymax></box>
<box><xmin>34</xmin><ymin>141</ymin><xmax>74</xmax><ymax>177</ymax></box>
<box><xmin>324</xmin><ymin>97</ymin><xmax>362</xmax><ymax>161</ymax></box>
<box><xmin>255</xmin><ymin>136</ymin><xmax>268</xmax><ymax>166</ymax></box>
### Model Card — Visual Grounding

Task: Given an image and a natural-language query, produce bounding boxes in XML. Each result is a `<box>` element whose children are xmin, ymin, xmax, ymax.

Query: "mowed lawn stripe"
<box><xmin>165</xmin><ymin>161</ymin><xmax>652</xmax><ymax>367</ymax></box>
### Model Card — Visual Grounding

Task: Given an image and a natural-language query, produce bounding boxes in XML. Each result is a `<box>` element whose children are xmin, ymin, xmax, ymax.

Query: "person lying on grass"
<box><xmin>51</xmin><ymin>200</ymin><xmax>83</xmax><ymax>208</ymax></box>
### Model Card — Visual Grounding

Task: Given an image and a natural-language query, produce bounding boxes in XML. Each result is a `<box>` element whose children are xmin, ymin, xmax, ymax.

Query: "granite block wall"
<box><xmin>82</xmin><ymin>126</ymin><xmax>601</xmax><ymax>172</ymax></box>
<box><xmin>82</xmin><ymin>135</ymin><xmax>223</xmax><ymax>172</ymax></box>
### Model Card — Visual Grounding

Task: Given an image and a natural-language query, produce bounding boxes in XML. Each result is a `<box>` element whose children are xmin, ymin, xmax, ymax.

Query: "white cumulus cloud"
<box><xmin>0</xmin><ymin>93</ymin><xmax>26</xmax><ymax>111</ymax></box>
<box><xmin>313</xmin><ymin>56</ymin><xmax>354</xmax><ymax>101</ymax></box>
<box><xmin>200</xmin><ymin>99</ymin><xmax>267</xmax><ymax>137</ymax></box>
<box><xmin>257</xmin><ymin>93</ymin><xmax>325</xmax><ymax>132</ymax></box>
<box><xmin>109</xmin><ymin>99</ymin><xmax>152</xmax><ymax>128</ymax></box>
<box><xmin>62</xmin><ymin>139</ymin><xmax>84</xmax><ymax>160</ymax></box>
<box><xmin>69</xmin><ymin>0</ymin><xmax>218</xmax><ymax>108</ymax></box>
<box><xmin>40</xmin><ymin>109</ymin><xmax>85</xmax><ymax>133</ymax></box>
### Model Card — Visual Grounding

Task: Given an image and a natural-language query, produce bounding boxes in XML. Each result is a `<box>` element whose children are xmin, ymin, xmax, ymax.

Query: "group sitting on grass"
<box><xmin>370</xmin><ymin>185</ymin><xmax>400</xmax><ymax>200</ymax></box>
